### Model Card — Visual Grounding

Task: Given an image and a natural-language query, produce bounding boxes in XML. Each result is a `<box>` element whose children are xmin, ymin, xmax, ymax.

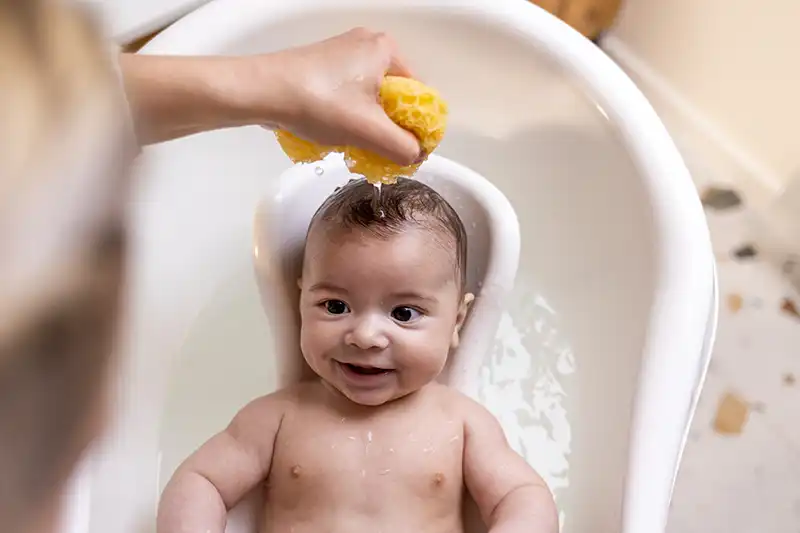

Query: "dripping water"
<box><xmin>371</xmin><ymin>182</ymin><xmax>383</xmax><ymax>217</ymax></box>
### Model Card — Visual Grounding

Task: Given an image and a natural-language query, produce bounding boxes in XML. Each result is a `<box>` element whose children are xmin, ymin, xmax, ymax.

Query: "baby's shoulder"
<box><xmin>232</xmin><ymin>387</ymin><xmax>293</xmax><ymax>422</ymax></box>
<box><xmin>423</xmin><ymin>383</ymin><xmax>491</xmax><ymax>422</ymax></box>
<box><xmin>253</xmin><ymin>380</ymin><xmax>343</xmax><ymax>416</ymax></box>
<box><xmin>227</xmin><ymin>382</ymin><xmax>325</xmax><ymax>434</ymax></box>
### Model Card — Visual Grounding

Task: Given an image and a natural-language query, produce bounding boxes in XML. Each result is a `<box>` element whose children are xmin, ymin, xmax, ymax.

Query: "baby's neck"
<box><xmin>317</xmin><ymin>378</ymin><xmax>430</xmax><ymax>415</ymax></box>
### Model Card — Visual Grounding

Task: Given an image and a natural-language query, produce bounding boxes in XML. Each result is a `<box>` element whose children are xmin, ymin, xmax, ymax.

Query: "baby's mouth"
<box><xmin>339</xmin><ymin>362</ymin><xmax>393</xmax><ymax>376</ymax></box>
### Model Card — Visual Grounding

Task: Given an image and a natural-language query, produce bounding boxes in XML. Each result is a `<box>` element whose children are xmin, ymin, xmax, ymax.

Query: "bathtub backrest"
<box><xmin>252</xmin><ymin>153</ymin><xmax>520</xmax><ymax>398</ymax></box>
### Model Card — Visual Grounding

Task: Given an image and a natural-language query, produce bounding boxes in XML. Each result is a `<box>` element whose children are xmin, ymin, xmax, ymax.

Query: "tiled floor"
<box><xmin>667</xmin><ymin>188</ymin><xmax>800</xmax><ymax>532</ymax></box>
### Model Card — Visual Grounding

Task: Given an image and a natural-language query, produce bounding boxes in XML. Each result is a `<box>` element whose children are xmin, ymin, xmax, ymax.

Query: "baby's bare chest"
<box><xmin>266</xmin><ymin>408</ymin><xmax>464</xmax><ymax>511</ymax></box>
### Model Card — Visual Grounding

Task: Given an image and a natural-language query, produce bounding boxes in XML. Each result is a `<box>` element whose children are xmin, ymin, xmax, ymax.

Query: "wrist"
<box><xmin>120</xmin><ymin>53</ymin><xmax>300</xmax><ymax>143</ymax></box>
<box><xmin>221</xmin><ymin>53</ymin><xmax>301</xmax><ymax>131</ymax></box>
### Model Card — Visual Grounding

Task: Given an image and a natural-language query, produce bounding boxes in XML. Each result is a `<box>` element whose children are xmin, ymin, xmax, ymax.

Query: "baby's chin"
<box><xmin>341</xmin><ymin>385</ymin><xmax>404</xmax><ymax>407</ymax></box>
<box><xmin>325</xmin><ymin>379</ymin><xmax>415</xmax><ymax>407</ymax></box>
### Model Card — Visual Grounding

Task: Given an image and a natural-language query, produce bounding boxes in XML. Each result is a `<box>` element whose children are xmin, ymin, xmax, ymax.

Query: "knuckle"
<box><xmin>350</xmin><ymin>26</ymin><xmax>372</xmax><ymax>38</ymax></box>
<box><xmin>373</xmin><ymin>31</ymin><xmax>392</xmax><ymax>46</ymax></box>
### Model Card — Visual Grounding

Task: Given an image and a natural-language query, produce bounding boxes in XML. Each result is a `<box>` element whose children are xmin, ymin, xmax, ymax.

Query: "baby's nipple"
<box><xmin>432</xmin><ymin>472</ymin><xmax>445</xmax><ymax>487</ymax></box>
<box><xmin>290</xmin><ymin>465</ymin><xmax>302</xmax><ymax>479</ymax></box>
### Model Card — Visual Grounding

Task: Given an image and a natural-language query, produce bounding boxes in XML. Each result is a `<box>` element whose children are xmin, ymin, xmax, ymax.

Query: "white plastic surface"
<box><xmin>84</xmin><ymin>0</ymin><xmax>212</xmax><ymax>43</ymax></box>
<box><xmin>65</xmin><ymin>2</ymin><xmax>717</xmax><ymax>533</ymax></box>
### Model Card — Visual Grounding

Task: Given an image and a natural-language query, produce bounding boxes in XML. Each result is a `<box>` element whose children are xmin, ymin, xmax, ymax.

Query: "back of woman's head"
<box><xmin>0</xmin><ymin>2</ymin><xmax>134</xmax><ymax>532</ymax></box>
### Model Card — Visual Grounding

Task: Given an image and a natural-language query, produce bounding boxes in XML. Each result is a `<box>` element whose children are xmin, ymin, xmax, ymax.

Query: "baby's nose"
<box><xmin>345</xmin><ymin>314</ymin><xmax>389</xmax><ymax>351</ymax></box>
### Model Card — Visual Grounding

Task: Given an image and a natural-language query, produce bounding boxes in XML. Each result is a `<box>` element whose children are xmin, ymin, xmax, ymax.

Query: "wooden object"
<box><xmin>529</xmin><ymin>0</ymin><xmax>623</xmax><ymax>40</ymax></box>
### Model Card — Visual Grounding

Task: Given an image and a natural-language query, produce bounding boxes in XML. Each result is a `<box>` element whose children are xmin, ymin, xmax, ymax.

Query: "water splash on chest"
<box><xmin>365</xmin><ymin>430</ymin><xmax>373</xmax><ymax>455</ymax></box>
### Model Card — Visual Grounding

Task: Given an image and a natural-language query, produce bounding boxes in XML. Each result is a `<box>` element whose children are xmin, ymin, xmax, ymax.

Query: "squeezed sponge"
<box><xmin>274</xmin><ymin>130</ymin><xmax>339</xmax><ymax>164</ymax></box>
<box><xmin>275</xmin><ymin>76</ymin><xmax>448</xmax><ymax>185</ymax></box>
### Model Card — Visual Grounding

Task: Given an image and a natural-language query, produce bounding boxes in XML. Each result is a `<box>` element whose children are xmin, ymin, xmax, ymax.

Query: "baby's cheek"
<box><xmin>302</xmin><ymin>319</ymin><xmax>340</xmax><ymax>356</ymax></box>
<box><xmin>299</xmin><ymin>319</ymin><xmax>323</xmax><ymax>358</ymax></box>
<box><xmin>401</xmin><ymin>330</ymin><xmax>450</xmax><ymax>377</ymax></box>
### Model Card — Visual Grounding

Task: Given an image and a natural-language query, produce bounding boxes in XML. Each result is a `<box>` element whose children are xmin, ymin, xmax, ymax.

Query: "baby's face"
<box><xmin>299</xmin><ymin>224</ymin><xmax>472</xmax><ymax>406</ymax></box>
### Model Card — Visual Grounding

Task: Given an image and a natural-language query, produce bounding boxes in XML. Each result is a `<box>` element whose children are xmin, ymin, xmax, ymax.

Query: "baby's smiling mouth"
<box><xmin>338</xmin><ymin>362</ymin><xmax>393</xmax><ymax>376</ymax></box>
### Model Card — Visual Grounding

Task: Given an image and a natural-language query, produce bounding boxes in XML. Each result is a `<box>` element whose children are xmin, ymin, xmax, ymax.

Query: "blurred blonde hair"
<box><xmin>0</xmin><ymin>1</ymin><xmax>135</xmax><ymax>532</ymax></box>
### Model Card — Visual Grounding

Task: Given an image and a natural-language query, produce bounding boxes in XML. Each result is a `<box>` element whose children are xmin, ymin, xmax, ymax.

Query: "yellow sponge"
<box><xmin>275</xmin><ymin>76</ymin><xmax>448</xmax><ymax>185</ymax></box>
<box><xmin>274</xmin><ymin>130</ymin><xmax>339</xmax><ymax>164</ymax></box>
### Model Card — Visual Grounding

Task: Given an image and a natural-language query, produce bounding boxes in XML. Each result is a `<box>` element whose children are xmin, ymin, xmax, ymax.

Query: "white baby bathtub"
<box><xmin>60</xmin><ymin>2</ymin><xmax>717</xmax><ymax>533</ymax></box>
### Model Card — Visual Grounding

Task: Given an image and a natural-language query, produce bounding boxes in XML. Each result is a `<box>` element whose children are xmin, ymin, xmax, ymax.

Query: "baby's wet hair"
<box><xmin>308</xmin><ymin>178</ymin><xmax>468</xmax><ymax>289</ymax></box>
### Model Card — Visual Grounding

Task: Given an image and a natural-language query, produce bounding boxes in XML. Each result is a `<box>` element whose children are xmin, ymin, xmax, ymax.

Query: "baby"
<box><xmin>157</xmin><ymin>178</ymin><xmax>558</xmax><ymax>533</ymax></box>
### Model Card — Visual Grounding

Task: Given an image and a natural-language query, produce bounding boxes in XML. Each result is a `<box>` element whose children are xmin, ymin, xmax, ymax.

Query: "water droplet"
<box><xmin>340</xmin><ymin>417</ymin><xmax>347</xmax><ymax>423</ymax></box>
<box><xmin>364</xmin><ymin>431</ymin><xmax>373</xmax><ymax>456</ymax></box>
<box><xmin>348</xmin><ymin>436</ymin><xmax>356</xmax><ymax>441</ymax></box>
<box><xmin>314</xmin><ymin>166</ymin><xmax>324</xmax><ymax>176</ymax></box>
<box><xmin>449</xmin><ymin>435</ymin><xmax>459</xmax><ymax>443</ymax></box>
<box><xmin>470</xmin><ymin>222</ymin><xmax>476</xmax><ymax>229</ymax></box>
<box><xmin>379</xmin><ymin>469</ymin><xmax>391</xmax><ymax>475</ymax></box>
<box><xmin>388</xmin><ymin>447</ymin><xmax>395</xmax><ymax>453</ymax></box>
<box><xmin>372</xmin><ymin>182</ymin><xmax>382</xmax><ymax>213</ymax></box>
<box><xmin>423</xmin><ymin>446</ymin><xmax>434</xmax><ymax>453</ymax></box>
<box><xmin>361</xmin><ymin>469</ymin><xmax>366</xmax><ymax>478</ymax></box>
<box><xmin>331</xmin><ymin>443</ymin><xmax>337</xmax><ymax>449</ymax></box>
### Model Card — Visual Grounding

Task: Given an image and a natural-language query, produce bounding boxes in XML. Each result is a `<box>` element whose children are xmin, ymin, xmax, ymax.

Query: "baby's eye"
<box><xmin>391</xmin><ymin>306</ymin><xmax>422</xmax><ymax>323</ymax></box>
<box><xmin>323</xmin><ymin>300</ymin><xmax>350</xmax><ymax>315</ymax></box>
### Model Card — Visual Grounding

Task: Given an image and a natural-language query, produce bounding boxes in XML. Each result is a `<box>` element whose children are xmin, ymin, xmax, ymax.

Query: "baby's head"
<box><xmin>299</xmin><ymin>178</ymin><xmax>473</xmax><ymax>406</ymax></box>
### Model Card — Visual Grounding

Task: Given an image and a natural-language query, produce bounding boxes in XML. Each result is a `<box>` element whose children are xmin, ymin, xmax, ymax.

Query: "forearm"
<box><xmin>157</xmin><ymin>469</ymin><xmax>228</xmax><ymax>533</ymax></box>
<box><xmin>118</xmin><ymin>53</ymin><xmax>293</xmax><ymax>144</ymax></box>
<box><xmin>488</xmin><ymin>483</ymin><xmax>560</xmax><ymax>533</ymax></box>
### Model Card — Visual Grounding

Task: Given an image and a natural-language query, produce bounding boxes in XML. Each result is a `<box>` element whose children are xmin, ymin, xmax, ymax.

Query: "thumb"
<box><xmin>350</xmin><ymin>104</ymin><xmax>421</xmax><ymax>165</ymax></box>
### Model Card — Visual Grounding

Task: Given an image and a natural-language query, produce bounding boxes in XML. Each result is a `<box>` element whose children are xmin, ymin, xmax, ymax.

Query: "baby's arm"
<box><xmin>157</xmin><ymin>393</ymin><xmax>288</xmax><ymax>533</ymax></box>
<box><xmin>462</xmin><ymin>398</ymin><xmax>559</xmax><ymax>533</ymax></box>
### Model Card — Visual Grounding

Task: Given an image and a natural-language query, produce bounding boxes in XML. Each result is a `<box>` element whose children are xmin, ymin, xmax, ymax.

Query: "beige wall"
<box><xmin>610</xmin><ymin>0</ymin><xmax>800</xmax><ymax>187</ymax></box>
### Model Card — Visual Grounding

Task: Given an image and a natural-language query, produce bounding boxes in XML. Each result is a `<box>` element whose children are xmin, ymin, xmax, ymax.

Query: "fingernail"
<box><xmin>413</xmin><ymin>150</ymin><xmax>428</xmax><ymax>165</ymax></box>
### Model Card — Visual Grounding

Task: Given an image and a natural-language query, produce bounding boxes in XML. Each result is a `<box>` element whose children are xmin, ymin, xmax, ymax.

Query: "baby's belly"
<box><xmin>261</xmin><ymin>499</ymin><xmax>463</xmax><ymax>533</ymax></box>
<box><xmin>260</xmin><ymin>466</ymin><xmax>464</xmax><ymax>533</ymax></box>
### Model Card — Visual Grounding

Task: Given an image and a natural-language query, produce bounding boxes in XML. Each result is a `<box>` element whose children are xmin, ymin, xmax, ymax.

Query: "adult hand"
<box><xmin>257</xmin><ymin>27</ymin><xmax>423</xmax><ymax>165</ymax></box>
<box><xmin>122</xmin><ymin>28</ymin><xmax>422</xmax><ymax>165</ymax></box>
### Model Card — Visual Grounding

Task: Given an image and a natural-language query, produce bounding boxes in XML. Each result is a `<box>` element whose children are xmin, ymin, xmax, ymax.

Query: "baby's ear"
<box><xmin>451</xmin><ymin>293</ymin><xmax>475</xmax><ymax>349</ymax></box>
